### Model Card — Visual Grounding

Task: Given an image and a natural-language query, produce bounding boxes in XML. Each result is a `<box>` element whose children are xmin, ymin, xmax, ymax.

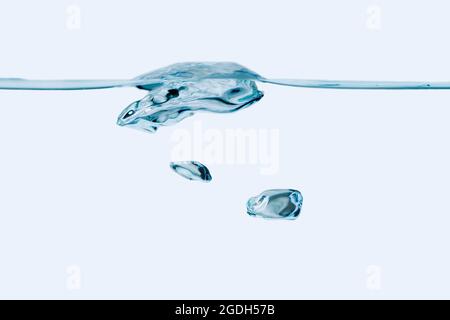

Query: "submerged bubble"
<box><xmin>247</xmin><ymin>189</ymin><xmax>303</xmax><ymax>220</ymax></box>
<box><xmin>170</xmin><ymin>161</ymin><xmax>212</xmax><ymax>182</ymax></box>
<box><xmin>116</xmin><ymin>62</ymin><xmax>264</xmax><ymax>133</ymax></box>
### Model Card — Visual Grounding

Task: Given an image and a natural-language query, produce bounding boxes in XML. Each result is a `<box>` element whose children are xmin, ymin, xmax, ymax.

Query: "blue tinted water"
<box><xmin>2</xmin><ymin>62</ymin><xmax>450</xmax><ymax>133</ymax></box>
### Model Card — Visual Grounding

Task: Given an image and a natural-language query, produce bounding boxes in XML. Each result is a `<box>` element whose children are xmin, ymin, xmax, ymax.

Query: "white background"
<box><xmin>1</xmin><ymin>0</ymin><xmax>450</xmax><ymax>299</ymax></box>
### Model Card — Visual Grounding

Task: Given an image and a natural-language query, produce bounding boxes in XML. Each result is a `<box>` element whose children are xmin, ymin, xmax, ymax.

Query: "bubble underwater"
<box><xmin>170</xmin><ymin>161</ymin><xmax>212</xmax><ymax>182</ymax></box>
<box><xmin>247</xmin><ymin>189</ymin><xmax>303</xmax><ymax>220</ymax></box>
